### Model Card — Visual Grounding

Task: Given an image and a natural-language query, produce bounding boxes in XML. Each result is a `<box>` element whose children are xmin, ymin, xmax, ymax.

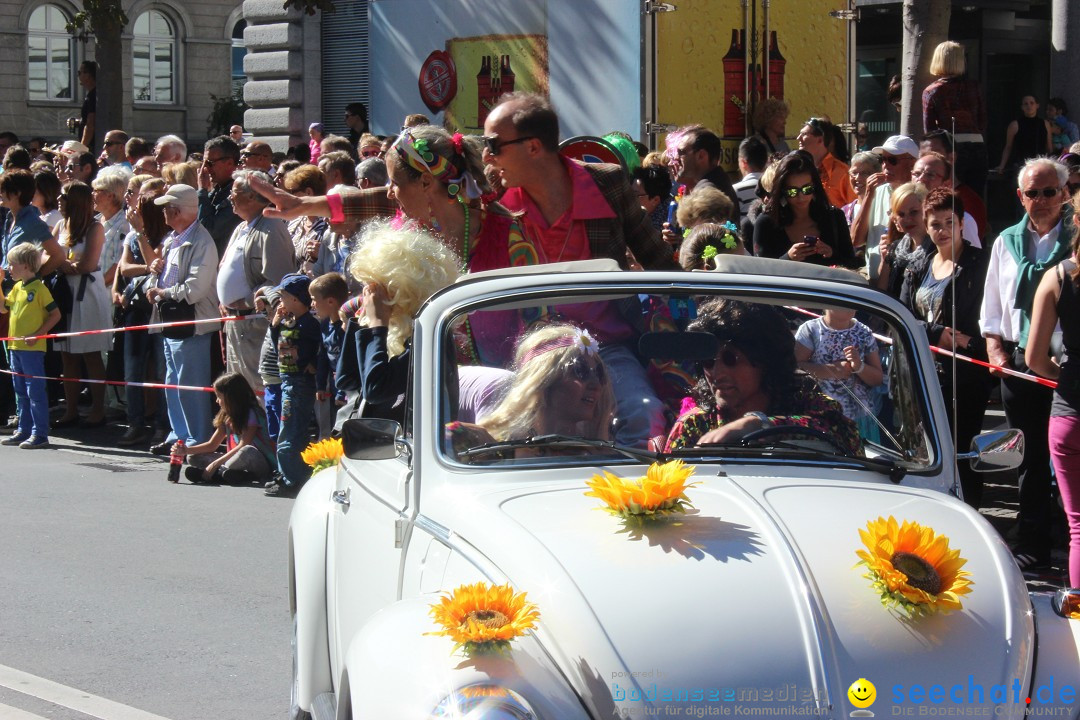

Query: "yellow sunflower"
<box><xmin>301</xmin><ymin>437</ymin><xmax>344</xmax><ymax>473</ymax></box>
<box><xmin>856</xmin><ymin>516</ymin><xmax>973</xmax><ymax>617</ymax></box>
<box><xmin>585</xmin><ymin>460</ymin><xmax>699</xmax><ymax>519</ymax></box>
<box><xmin>428</xmin><ymin>582</ymin><xmax>540</xmax><ymax>655</ymax></box>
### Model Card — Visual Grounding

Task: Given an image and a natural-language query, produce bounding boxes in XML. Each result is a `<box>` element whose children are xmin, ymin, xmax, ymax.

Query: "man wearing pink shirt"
<box><xmin>482</xmin><ymin>92</ymin><xmax>678</xmax><ymax>447</ymax></box>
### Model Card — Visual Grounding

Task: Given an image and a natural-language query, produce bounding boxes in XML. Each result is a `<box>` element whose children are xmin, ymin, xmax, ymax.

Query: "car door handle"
<box><xmin>331</xmin><ymin>489</ymin><xmax>350</xmax><ymax>508</ymax></box>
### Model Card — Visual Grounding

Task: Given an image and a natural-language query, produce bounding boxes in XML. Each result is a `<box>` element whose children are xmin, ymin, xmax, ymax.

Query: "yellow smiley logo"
<box><xmin>847</xmin><ymin>678</ymin><xmax>876</xmax><ymax>709</ymax></box>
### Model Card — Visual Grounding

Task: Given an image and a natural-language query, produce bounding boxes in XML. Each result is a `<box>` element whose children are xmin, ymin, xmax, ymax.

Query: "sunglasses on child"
<box><xmin>563</xmin><ymin>355</ymin><xmax>606</xmax><ymax>384</ymax></box>
<box><xmin>785</xmin><ymin>183</ymin><xmax>815</xmax><ymax>198</ymax></box>
<box><xmin>1022</xmin><ymin>187</ymin><xmax>1061</xmax><ymax>199</ymax></box>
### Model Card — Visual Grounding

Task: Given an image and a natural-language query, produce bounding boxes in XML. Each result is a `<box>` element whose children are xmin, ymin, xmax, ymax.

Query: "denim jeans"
<box><xmin>10</xmin><ymin>350</ymin><xmax>48</xmax><ymax>438</ymax></box>
<box><xmin>124</xmin><ymin>328</ymin><xmax>167</xmax><ymax>430</ymax></box>
<box><xmin>600</xmin><ymin>344</ymin><xmax>667</xmax><ymax>448</ymax></box>
<box><xmin>263</xmin><ymin>381</ymin><xmax>281</xmax><ymax>442</ymax></box>
<box><xmin>163</xmin><ymin>333</ymin><xmax>213</xmax><ymax>445</ymax></box>
<box><xmin>277</xmin><ymin>374</ymin><xmax>316</xmax><ymax>487</ymax></box>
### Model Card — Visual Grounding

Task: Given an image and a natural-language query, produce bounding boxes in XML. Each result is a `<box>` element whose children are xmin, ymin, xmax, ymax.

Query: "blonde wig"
<box><xmin>348</xmin><ymin>220</ymin><xmax>460</xmax><ymax>356</ymax></box>
<box><xmin>480</xmin><ymin>324</ymin><xmax>615</xmax><ymax>442</ymax></box>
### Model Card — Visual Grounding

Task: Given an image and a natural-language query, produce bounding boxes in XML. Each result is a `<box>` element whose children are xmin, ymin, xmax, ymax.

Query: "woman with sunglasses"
<box><xmin>454</xmin><ymin>324</ymin><xmax>615</xmax><ymax>455</ymax></box>
<box><xmin>49</xmin><ymin>181</ymin><xmax>111</xmax><ymax>428</ymax></box>
<box><xmin>900</xmin><ymin>189</ymin><xmax>991</xmax><ymax>506</ymax></box>
<box><xmin>752</xmin><ymin>150</ymin><xmax>855</xmax><ymax>267</ymax></box>
<box><xmin>663</xmin><ymin>298</ymin><xmax>859</xmax><ymax>454</ymax></box>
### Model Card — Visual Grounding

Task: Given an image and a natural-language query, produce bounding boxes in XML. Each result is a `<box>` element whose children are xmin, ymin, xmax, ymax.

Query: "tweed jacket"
<box><xmin>329</xmin><ymin>186</ymin><xmax>398</xmax><ymax>224</ymax></box>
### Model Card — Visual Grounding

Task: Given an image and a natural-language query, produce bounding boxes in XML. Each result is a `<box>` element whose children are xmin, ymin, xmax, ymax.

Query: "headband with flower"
<box><xmin>518</xmin><ymin>327</ymin><xmax>599</xmax><ymax>366</ymax></box>
<box><xmin>391</xmin><ymin>128</ymin><xmax>482</xmax><ymax>202</ymax></box>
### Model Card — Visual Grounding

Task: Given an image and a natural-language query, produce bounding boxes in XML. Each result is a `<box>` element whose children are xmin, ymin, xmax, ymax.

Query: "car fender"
<box><xmin>341</xmin><ymin>597</ymin><xmax>589</xmax><ymax>719</ymax></box>
<box><xmin>1030</xmin><ymin>593</ymin><xmax>1080</xmax><ymax>713</ymax></box>
<box><xmin>289</xmin><ymin>467</ymin><xmax>337</xmax><ymax>712</ymax></box>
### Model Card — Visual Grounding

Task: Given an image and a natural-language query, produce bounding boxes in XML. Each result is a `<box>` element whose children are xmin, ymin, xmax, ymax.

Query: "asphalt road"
<box><xmin>0</xmin><ymin>428</ymin><xmax>293</xmax><ymax>720</ymax></box>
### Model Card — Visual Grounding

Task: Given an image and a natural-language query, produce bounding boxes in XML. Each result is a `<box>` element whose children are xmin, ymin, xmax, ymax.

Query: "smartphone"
<box><xmin>803</xmin><ymin>236</ymin><xmax>820</xmax><ymax>254</ymax></box>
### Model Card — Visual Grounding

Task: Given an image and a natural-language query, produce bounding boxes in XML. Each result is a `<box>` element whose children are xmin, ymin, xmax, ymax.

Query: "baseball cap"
<box><xmin>60</xmin><ymin>140</ymin><xmax>90</xmax><ymax>157</ymax></box>
<box><xmin>153</xmin><ymin>184</ymin><xmax>199</xmax><ymax>210</ymax></box>
<box><xmin>872</xmin><ymin>135</ymin><xmax>919</xmax><ymax>159</ymax></box>
<box><xmin>275</xmin><ymin>272</ymin><xmax>312</xmax><ymax>307</ymax></box>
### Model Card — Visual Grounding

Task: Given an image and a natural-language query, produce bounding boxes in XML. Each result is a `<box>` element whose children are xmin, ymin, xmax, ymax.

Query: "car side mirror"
<box><xmin>341</xmin><ymin>418</ymin><xmax>406</xmax><ymax>461</ymax></box>
<box><xmin>958</xmin><ymin>429</ymin><xmax>1024</xmax><ymax>472</ymax></box>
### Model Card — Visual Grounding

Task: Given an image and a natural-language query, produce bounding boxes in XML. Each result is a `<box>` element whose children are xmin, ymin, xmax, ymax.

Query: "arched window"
<box><xmin>231</xmin><ymin>20</ymin><xmax>247</xmax><ymax>95</ymax></box>
<box><xmin>28</xmin><ymin>4</ymin><xmax>75</xmax><ymax>101</ymax></box>
<box><xmin>132</xmin><ymin>9</ymin><xmax>175</xmax><ymax>103</ymax></box>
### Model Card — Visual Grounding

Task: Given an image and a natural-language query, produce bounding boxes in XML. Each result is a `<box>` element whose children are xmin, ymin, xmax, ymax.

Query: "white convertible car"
<box><xmin>289</xmin><ymin>257</ymin><xmax>1079</xmax><ymax>720</ymax></box>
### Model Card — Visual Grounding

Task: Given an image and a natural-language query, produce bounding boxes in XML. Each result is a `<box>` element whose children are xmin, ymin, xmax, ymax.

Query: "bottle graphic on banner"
<box><xmin>765</xmin><ymin>31</ymin><xmax>786</xmax><ymax>100</ymax></box>
<box><xmin>722</xmin><ymin>29</ymin><xmax>746</xmax><ymax>138</ymax></box>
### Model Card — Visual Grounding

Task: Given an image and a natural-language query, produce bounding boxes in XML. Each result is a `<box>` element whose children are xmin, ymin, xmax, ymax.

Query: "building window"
<box><xmin>133</xmin><ymin>10</ymin><xmax>175</xmax><ymax>104</ymax></box>
<box><xmin>232</xmin><ymin>20</ymin><xmax>247</xmax><ymax>95</ymax></box>
<box><xmin>28</xmin><ymin>4</ymin><xmax>75</xmax><ymax>101</ymax></box>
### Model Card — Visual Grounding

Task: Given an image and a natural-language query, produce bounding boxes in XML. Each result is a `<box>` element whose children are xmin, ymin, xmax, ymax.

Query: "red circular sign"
<box><xmin>419</xmin><ymin>50</ymin><xmax>457</xmax><ymax>113</ymax></box>
<box><xmin>559</xmin><ymin>136</ymin><xmax>625</xmax><ymax>170</ymax></box>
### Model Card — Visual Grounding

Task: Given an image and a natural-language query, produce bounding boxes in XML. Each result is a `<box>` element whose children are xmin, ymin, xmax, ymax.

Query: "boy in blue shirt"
<box><xmin>2</xmin><ymin>242</ymin><xmax>61</xmax><ymax>448</ymax></box>
<box><xmin>310</xmin><ymin>272</ymin><xmax>349</xmax><ymax>438</ymax></box>
<box><xmin>265</xmin><ymin>273</ymin><xmax>322</xmax><ymax>497</ymax></box>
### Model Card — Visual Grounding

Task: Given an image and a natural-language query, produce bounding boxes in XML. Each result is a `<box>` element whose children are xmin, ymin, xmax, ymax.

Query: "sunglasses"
<box><xmin>104</xmin><ymin>140</ymin><xmax>124</xmax><ymax>147</ymax></box>
<box><xmin>705</xmin><ymin>346</ymin><xmax>751</xmax><ymax>370</ymax></box>
<box><xmin>882</xmin><ymin>156</ymin><xmax>903</xmax><ymax>166</ymax></box>
<box><xmin>804</xmin><ymin>117</ymin><xmax>826</xmax><ymax>135</ymax></box>
<box><xmin>360</xmin><ymin>149</ymin><xmax>381</xmax><ymax>158</ymax></box>
<box><xmin>483</xmin><ymin>135</ymin><xmax>535</xmax><ymax>156</ymax></box>
<box><xmin>785</xmin><ymin>183</ymin><xmax>815</xmax><ymax>198</ymax></box>
<box><xmin>1022</xmin><ymin>187</ymin><xmax>1061</xmax><ymax>199</ymax></box>
<box><xmin>563</xmin><ymin>355</ymin><xmax>606</xmax><ymax>384</ymax></box>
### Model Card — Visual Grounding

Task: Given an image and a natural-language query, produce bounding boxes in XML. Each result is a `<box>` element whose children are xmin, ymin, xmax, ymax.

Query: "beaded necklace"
<box><xmin>457</xmin><ymin>199</ymin><xmax>481</xmax><ymax>364</ymax></box>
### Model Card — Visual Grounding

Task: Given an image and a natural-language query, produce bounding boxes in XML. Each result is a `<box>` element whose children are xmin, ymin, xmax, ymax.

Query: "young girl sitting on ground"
<box><xmin>171</xmin><ymin>372</ymin><xmax>275</xmax><ymax>485</ymax></box>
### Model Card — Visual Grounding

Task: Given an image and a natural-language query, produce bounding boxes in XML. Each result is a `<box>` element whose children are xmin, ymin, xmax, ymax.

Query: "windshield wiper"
<box><xmin>668</xmin><ymin>442</ymin><xmax>908</xmax><ymax>483</ymax></box>
<box><xmin>458</xmin><ymin>434</ymin><xmax>657</xmax><ymax>463</ymax></box>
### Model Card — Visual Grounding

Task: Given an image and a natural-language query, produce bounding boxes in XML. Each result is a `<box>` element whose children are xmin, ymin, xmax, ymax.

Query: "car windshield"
<box><xmin>438</xmin><ymin>283</ymin><xmax>937</xmax><ymax>473</ymax></box>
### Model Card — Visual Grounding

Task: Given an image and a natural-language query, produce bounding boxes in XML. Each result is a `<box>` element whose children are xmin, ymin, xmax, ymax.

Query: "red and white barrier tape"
<box><xmin>0</xmin><ymin>367</ymin><xmax>215</xmax><ymax>393</ymax></box>
<box><xmin>0</xmin><ymin>313</ymin><xmax>263</xmax><ymax>344</ymax></box>
<box><xmin>783</xmin><ymin>305</ymin><xmax>1058</xmax><ymax>389</ymax></box>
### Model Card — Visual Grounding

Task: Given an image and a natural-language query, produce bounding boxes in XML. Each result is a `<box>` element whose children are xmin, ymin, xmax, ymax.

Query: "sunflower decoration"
<box><xmin>301</xmin><ymin>437</ymin><xmax>344</xmax><ymax>473</ymax></box>
<box><xmin>428</xmin><ymin>582</ymin><xmax>540</xmax><ymax>656</ymax></box>
<box><xmin>856</xmin><ymin>516</ymin><xmax>973</xmax><ymax>618</ymax></box>
<box><xmin>585</xmin><ymin>460</ymin><xmax>699</xmax><ymax>521</ymax></box>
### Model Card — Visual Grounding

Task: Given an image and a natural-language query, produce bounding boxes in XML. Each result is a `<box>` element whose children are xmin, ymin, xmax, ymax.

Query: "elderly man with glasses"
<box><xmin>980</xmin><ymin>156</ymin><xmax>1077</xmax><ymax>573</ymax></box>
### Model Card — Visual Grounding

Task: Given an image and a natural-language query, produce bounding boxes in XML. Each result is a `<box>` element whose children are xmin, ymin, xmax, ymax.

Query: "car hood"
<box><xmin>427</xmin><ymin>468</ymin><xmax>1033</xmax><ymax>715</ymax></box>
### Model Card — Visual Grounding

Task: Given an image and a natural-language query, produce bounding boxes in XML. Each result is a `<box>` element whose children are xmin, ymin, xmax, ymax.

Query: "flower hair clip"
<box><xmin>451</xmin><ymin>132</ymin><xmax>465</xmax><ymax>155</ymax></box>
<box><xmin>701</xmin><ymin>245</ymin><xmax>719</xmax><ymax>262</ymax></box>
<box><xmin>573</xmin><ymin>327</ymin><xmax>599</xmax><ymax>357</ymax></box>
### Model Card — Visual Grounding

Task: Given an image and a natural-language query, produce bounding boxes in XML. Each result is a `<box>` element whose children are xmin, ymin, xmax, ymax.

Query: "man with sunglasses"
<box><xmin>797</xmin><ymin>117</ymin><xmax>855</xmax><ymax>208</ymax></box>
<box><xmin>850</xmin><ymin>134</ymin><xmax>918</xmax><ymax>282</ymax></box>
<box><xmin>980</xmin><ymin>156</ymin><xmax>1076</xmax><ymax>572</ymax></box>
<box><xmin>98</xmin><ymin>130</ymin><xmax>130</xmax><ymax>169</ymax></box>
<box><xmin>481</xmin><ymin>91</ymin><xmax>677</xmax><ymax>448</ymax></box>
<box><xmin>197</xmin><ymin>135</ymin><xmax>242</xmax><ymax>257</ymax></box>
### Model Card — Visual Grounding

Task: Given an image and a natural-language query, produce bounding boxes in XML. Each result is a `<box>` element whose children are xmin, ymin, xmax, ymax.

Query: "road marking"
<box><xmin>0</xmin><ymin>664</ymin><xmax>173</xmax><ymax>720</ymax></box>
<box><xmin>0</xmin><ymin>702</ymin><xmax>51</xmax><ymax>720</ymax></box>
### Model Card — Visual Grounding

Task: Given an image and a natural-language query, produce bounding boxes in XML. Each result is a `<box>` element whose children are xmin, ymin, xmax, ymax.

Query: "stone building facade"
<box><xmin>0</xmin><ymin>0</ymin><xmax>243</xmax><ymax>147</ymax></box>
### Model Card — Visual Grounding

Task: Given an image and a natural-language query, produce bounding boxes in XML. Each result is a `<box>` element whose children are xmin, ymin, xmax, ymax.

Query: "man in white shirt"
<box><xmin>732</xmin><ymin>136</ymin><xmax>768</xmax><ymax>221</ymax></box>
<box><xmin>218</xmin><ymin>170</ymin><xmax>296</xmax><ymax>394</ymax></box>
<box><xmin>851</xmin><ymin>135</ymin><xmax>917</xmax><ymax>282</ymax></box>
<box><xmin>980</xmin><ymin>156</ymin><xmax>1075</xmax><ymax>571</ymax></box>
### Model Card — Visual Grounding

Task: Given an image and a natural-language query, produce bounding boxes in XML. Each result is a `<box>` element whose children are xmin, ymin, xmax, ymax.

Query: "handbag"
<box><xmin>123</xmin><ymin>273</ymin><xmax>155</xmax><ymax>318</ymax></box>
<box><xmin>158</xmin><ymin>298</ymin><xmax>196</xmax><ymax>339</ymax></box>
<box><xmin>43</xmin><ymin>271</ymin><xmax>73</xmax><ymax>333</ymax></box>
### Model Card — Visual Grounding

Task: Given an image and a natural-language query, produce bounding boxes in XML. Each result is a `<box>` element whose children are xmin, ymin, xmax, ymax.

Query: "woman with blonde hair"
<box><xmin>877</xmin><ymin>182</ymin><xmax>929</xmax><ymax>297</ymax></box>
<box><xmin>160</xmin><ymin>161</ymin><xmax>199</xmax><ymax>188</ymax></box>
<box><xmin>676</xmin><ymin>185</ymin><xmax>735</xmax><ymax>231</ymax></box>
<box><xmin>478</xmin><ymin>323</ymin><xmax>616</xmax><ymax>443</ymax></box>
<box><xmin>345</xmin><ymin>221</ymin><xmax>460</xmax><ymax>420</ymax></box>
<box><xmin>923</xmin><ymin>41</ymin><xmax>987</xmax><ymax>193</ymax></box>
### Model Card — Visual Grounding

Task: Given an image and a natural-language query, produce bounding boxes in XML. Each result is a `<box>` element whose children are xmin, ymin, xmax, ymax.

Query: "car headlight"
<box><xmin>430</xmin><ymin>684</ymin><xmax>538</xmax><ymax>719</ymax></box>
